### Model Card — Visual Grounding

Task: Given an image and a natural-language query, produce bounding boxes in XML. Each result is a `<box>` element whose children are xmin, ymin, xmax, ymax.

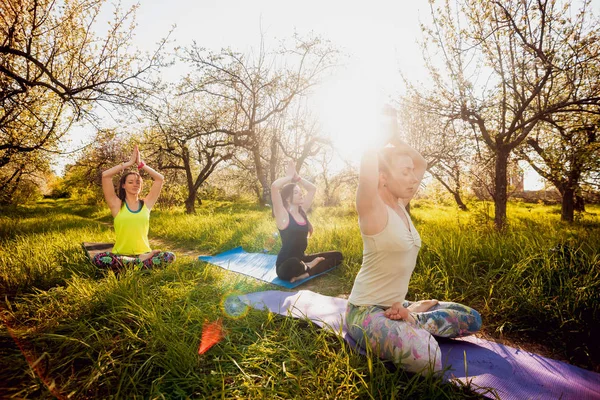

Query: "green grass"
<box><xmin>0</xmin><ymin>198</ymin><xmax>598</xmax><ymax>398</ymax></box>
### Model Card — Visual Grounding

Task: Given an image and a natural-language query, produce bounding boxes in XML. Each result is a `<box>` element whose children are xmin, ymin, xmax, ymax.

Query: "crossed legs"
<box><xmin>92</xmin><ymin>250</ymin><xmax>176</xmax><ymax>272</ymax></box>
<box><xmin>276</xmin><ymin>251</ymin><xmax>343</xmax><ymax>282</ymax></box>
<box><xmin>346</xmin><ymin>301</ymin><xmax>482</xmax><ymax>374</ymax></box>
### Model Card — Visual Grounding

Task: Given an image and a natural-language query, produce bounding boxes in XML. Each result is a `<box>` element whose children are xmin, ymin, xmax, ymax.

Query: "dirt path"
<box><xmin>148</xmin><ymin>238</ymin><xmax>203</xmax><ymax>258</ymax></box>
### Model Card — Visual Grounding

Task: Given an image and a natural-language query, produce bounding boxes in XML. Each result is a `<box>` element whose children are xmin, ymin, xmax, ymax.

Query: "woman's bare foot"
<box><xmin>290</xmin><ymin>272</ymin><xmax>309</xmax><ymax>283</ymax></box>
<box><xmin>289</xmin><ymin>258</ymin><xmax>326</xmax><ymax>283</ymax></box>
<box><xmin>305</xmin><ymin>257</ymin><xmax>325</xmax><ymax>269</ymax></box>
<box><xmin>407</xmin><ymin>299</ymin><xmax>439</xmax><ymax>313</ymax></box>
<box><xmin>139</xmin><ymin>250</ymin><xmax>161</xmax><ymax>263</ymax></box>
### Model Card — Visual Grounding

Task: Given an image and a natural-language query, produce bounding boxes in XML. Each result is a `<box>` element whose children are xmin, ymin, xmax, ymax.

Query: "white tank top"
<box><xmin>348</xmin><ymin>205</ymin><xmax>422</xmax><ymax>307</ymax></box>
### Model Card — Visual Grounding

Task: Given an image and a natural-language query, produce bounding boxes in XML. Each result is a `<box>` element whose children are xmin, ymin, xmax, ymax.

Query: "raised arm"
<box><xmin>271</xmin><ymin>160</ymin><xmax>296</xmax><ymax>230</ymax></box>
<box><xmin>356</xmin><ymin>149</ymin><xmax>384</xmax><ymax>216</ymax></box>
<box><xmin>356</xmin><ymin>107</ymin><xmax>396</xmax><ymax>235</ymax></box>
<box><xmin>295</xmin><ymin>173</ymin><xmax>317</xmax><ymax>211</ymax></box>
<box><xmin>356</xmin><ymin>148</ymin><xmax>388</xmax><ymax>235</ymax></box>
<box><xmin>102</xmin><ymin>147</ymin><xmax>137</xmax><ymax>217</ymax></box>
<box><xmin>138</xmin><ymin>148</ymin><xmax>164</xmax><ymax>210</ymax></box>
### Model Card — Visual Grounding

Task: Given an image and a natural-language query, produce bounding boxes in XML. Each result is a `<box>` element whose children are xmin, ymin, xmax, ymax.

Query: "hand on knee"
<box><xmin>384</xmin><ymin>302</ymin><xmax>415</xmax><ymax>324</ymax></box>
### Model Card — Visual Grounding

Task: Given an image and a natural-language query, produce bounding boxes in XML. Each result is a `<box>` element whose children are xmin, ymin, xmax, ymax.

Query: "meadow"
<box><xmin>0</xmin><ymin>199</ymin><xmax>598</xmax><ymax>399</ymax></box>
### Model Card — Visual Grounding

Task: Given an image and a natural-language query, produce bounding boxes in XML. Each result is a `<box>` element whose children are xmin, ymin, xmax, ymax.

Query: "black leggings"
<box><xmin>276</xmin><ymin>251</ymin><xmax>343</xmax><ymax>281</ymax></box>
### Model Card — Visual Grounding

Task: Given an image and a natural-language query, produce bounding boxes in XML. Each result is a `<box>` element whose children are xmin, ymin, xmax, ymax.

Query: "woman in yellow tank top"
<box><xmin>92</xmin><ymin>146</ymin><xmax>175</xmax><ymax>272</ymax></box>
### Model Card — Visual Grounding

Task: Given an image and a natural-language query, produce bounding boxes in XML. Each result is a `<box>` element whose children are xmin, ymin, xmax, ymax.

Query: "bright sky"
<box><xmin>126</xmin><ymin>0</ymin><xmax>429</xmax><ymax>159</ymax></box>
<box><xmin>62</xmin><ymin>0</ymin><xmax>429</xmax><ymax>168</ymax></box>
<box><xmin>62</xmin><ymin>0</ymin><xmax>598</xmax><ymax>188</ymax></box>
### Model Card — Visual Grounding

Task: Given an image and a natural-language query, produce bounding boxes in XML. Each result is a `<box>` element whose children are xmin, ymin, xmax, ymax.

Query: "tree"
<box><xmin>0</xmin><ymin>88</ymin><xmax>73</xmax><ymax>198</ymax></box>
<box><xmin>259</xmin><ymin>101</ymin><xmax>328</xmax><ymax>204</ymax></box>
<box><xmin>415</xmin><ymin>0</ymin><xmax>600</xmax><ymax>229</ymax></box>
<box><xmin>1</xmin><ymin>0</ymin><xmax>166</xmax><ymax>202</ymax></box>
<box><xmin>469</xmin><ymin>147</ymin><xmax>523</xmax><ymax>202</ymax></box>
<box><xmin>315</xmin><ymin>147</ymin><xmax>358</xmax><ymax>206</ymax></box>
<box><xmin>181</xmin><ymin>34</ymin><xmax>338</xmax><ymax>205</ymax></box>
<box><xmin>519</xmin><ymin>113</ymin><xmax>600</xmax><ymax>221</ymax></box>
<box><xmin>144</xmin><ymin>93</ymin><xmax>234</xmax><ymax>214</ymax></box>
<box><xmin>0</xmin><ymin>147</ymin><xmax>51</xmax><ymax>204</ymax></box>
<box><xmin>61</xmin><ymin>129</ymin><xmax>133</xmax><ymax>203</ymax></box>
<box><xmin>398</xmin><ymin>95</ymin><xmax>471</xmax><ymax>210</ymax></box>
<box><xmin>215</xmin><ymin>100</ymin><xmax>328</xmax><ymax>205</ymax></box>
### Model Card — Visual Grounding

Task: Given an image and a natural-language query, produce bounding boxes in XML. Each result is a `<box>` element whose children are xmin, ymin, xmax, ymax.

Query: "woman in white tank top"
<box><xmin>346</xmin><ymin>106</ymin><xmax>482</xmax><ymax>375</ymax></box>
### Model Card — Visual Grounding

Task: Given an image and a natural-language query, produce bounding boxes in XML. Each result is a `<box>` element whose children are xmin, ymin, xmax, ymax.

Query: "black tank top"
<box><xmin>276</xmin><ymin>211</ymin><xmax>309</xmax><ymax>266</ymax></box>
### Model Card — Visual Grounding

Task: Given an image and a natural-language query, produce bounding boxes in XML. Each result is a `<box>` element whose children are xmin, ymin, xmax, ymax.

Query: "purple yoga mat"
<box><xmin>238</xmin><ymin>290</ymin><xmax>600</xmax><ymax>400</ymax></box>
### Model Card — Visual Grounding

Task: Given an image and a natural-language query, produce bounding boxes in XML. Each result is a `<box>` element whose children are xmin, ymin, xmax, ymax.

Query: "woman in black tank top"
<box><xmin>270</xmin><ymin>160</ymin><xmax>343</xmax><ymax>282</ymax></box>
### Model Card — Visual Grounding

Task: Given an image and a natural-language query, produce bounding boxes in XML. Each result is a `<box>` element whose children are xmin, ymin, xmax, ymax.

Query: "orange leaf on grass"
<box><xmin>198</xmin><ymin>318</ymin><xmax>225</xmax><ymax>354</ymax></box>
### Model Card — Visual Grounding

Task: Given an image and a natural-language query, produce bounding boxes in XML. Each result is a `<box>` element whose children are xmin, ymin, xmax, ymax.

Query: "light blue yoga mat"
<box><xmin>198</xmin><ymin>247</ymin><xmax>337</xmax><ymax>289</ymax></box>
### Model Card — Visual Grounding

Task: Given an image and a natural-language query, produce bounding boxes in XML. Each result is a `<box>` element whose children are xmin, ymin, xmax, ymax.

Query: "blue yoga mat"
<box><xmin>198</xmin><ymin>247</ymin><xmax>337</xmax><ymax>289</ymax></box>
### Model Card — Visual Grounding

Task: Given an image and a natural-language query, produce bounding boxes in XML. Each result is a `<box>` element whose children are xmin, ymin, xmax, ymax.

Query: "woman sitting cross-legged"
<box><xmin>346</xmin><ymin>107</ymin><xmax>481</xmax><ymax>375</ymax></box>
<box><xmin>270</xmin><ymin>160</ymin><xmax>343</xmax><ymax>283</ymax></box>
<box><xmin>92</xmin><ymin>145</ymin><xmax>175</xmax><ymax>272</ymax></box>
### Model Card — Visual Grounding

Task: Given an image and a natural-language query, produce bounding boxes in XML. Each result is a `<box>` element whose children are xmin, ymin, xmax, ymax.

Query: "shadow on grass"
<box><xmin>0</xmin><ymin>201</ymin><xmax>106</xmax><ymax>241</ymax></box>
<box><xmin>0</xmin><ymin>257</ymin><xmax>229</xmax><ymax>398</ymax></box>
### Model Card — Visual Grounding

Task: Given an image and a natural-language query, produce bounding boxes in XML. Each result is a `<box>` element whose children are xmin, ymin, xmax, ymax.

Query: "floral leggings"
<box><xmin>346</xmin><ymin>300</ymin><xmax>482</xmax><ymax>375</ymax></box>
<box><xmin>92</xmin><ymin>251</ymin><xmax>176</xmax><ymax>272</ymax></box>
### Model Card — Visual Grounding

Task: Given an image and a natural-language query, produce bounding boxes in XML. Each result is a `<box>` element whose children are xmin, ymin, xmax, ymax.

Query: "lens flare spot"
<box><xmin>198</xmin><ymin>318</ymin><xmax>225</xmax><ymax>355</ymax></box>
<box><xmin>221</xmin><ymin>292</ymin><xmax>250</xmax><ymax>319</ymax></box>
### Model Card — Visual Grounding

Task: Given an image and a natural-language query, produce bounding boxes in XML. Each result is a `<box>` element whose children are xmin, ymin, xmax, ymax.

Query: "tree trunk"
<box><xmin>430</xmin><ymin>171</ymin><xmax>468</xmax><ymax>211</ymax></box>
<box><xmin>251</xmin><ymin>146</ymin><xmax>271</xmax><ymax>206</ymax></box>
<box><xmin>181</xmin><ymin>148</ymin><xmax>197</xmax><ymax>214</ymax></box>
<box><xmin>260</xmin><ymin>183</ymin><xmax>271</xmax><ymax>206</ymax></box>
<box><xmin>453</xmin><ymin>192</ymin><xmax>468</xmax><ymax>211</ymax></box>
<box><xmin>185</xmin><ymin>191</ymin><xmax>197</xmax><ymax>214</ymax></box>
<box><xmin>575</xmin><ymin>195</ymin><xmax>585</xmax><ymax>212</ymax></box>
<box><xmin>561</xmin><ymin>187</ymin><xmax>575</xmax><ymax>223</ymax></box>
<box><xmin>494</xmin><ymin>149</ymin><xmax>509</xmax><ymax>230</ymax></box>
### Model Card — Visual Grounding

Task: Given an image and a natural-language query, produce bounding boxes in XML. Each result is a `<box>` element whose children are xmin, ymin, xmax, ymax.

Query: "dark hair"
<box><xmin>280</xmin><ymin>183</ymin><xmax>313</xmax><ymax>236</ymax></box>
<box><xmin>118</xmin><ymin>171</ymin><xmax>143</xmax><ymax>206</ymax></box>
<box><xmin>378</xmin><ymin>147</ymin><xmax>412</xmax><ymax>176</ymax></box>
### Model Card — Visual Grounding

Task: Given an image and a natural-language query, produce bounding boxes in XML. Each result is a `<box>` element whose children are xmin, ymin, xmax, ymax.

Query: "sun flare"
<box><xmin>310</xmin><ymin>65</ymin><xmax>392</xmax><ymax>161</ymax></box>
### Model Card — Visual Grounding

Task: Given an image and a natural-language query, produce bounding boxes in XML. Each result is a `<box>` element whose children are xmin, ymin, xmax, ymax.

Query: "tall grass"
<box><xmin>410</xmin><ymin>201</ymin><xmax>600</xmax><ymax>370</ymax></box>
<box><xmin>1</xmin><ymin>198</ymin><xmax>598</xmax><ymax>398</ymax></box>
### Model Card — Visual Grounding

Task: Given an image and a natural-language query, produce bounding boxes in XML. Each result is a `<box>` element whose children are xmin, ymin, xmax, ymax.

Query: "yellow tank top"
<box><xmin>349</xmin><ymin>205</ymin><xmax>422</xmax><ymax>307</ymax></box>
<box><xmin>112</xmin><ymin>201</ymin><xmax>152</xmax><ymax>255</ymax></box>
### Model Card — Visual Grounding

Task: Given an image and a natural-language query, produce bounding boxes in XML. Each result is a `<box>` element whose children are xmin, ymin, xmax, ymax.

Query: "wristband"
<box><xmin>292</xmin><ymin>174</ymin><xmax>301</xmax><ymax>183</ymax></box>
<box><xmin>137</xmin><ymin>161</ymin><xmax>145</xmax><ymax>170</ymax></box>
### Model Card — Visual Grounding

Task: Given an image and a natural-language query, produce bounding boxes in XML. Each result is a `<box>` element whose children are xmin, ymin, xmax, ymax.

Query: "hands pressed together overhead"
<box><xmin>126</xmin><ymin>145</ymin><xmax>144</xmax><ymax>170</ymax></box>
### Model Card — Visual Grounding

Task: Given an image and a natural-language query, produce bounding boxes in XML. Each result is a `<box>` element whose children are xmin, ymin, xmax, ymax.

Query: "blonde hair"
<box><xmin>378</xmin><ymin>147</ymin><xmax>412</xmax><ymax>175</ymax></box>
